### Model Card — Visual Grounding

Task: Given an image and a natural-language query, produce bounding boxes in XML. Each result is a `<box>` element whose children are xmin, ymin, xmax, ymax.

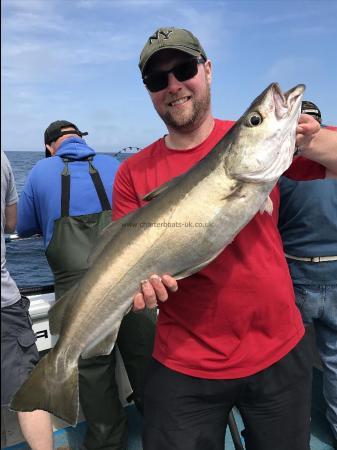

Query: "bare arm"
<box><xmin>5</xmin><ymin>203</ymin><xmax>17</xmax><ymax>233</ymax></box>
<box><xmin>296</xmin><ymin>115</ymin><xmax>337</xmax><ymax>173</ymax></box>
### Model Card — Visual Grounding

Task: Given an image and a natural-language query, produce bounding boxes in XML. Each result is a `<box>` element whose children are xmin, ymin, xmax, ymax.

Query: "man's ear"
<box><xmin>204</xmin><ymin>59</ymin><xmax>212</xmax><ymax>84</ymax></box>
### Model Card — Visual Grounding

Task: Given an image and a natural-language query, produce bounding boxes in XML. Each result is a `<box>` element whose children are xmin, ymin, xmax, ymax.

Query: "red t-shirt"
<box><xmin>112</xmin><ymin>119</ymin><xmax>324</xmax><ymax>379</ymax></box>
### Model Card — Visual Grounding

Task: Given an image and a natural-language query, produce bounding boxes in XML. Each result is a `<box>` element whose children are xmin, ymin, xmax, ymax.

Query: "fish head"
<box><xmin>225</xmin><ymin>83</ymin><xmax>305</xmax><ymax>183</ymax></box>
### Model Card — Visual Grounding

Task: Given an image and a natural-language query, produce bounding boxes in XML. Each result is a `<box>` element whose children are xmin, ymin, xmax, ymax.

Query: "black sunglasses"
<box><xmin>143</xmin><ymin>57</ymin><xmax>205</xmax><ymax>93</ymax></box>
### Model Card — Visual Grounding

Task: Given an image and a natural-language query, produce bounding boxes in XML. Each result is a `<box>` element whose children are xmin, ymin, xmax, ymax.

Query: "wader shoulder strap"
<box><xmin>87</xmin><ymin>159</ymin><xmax>111</xmax><ymax>211</ymax></box>
<box><xmin>61</xmin><ymin>160</ymin><xmax>71</xmax><ymax>217</ymax></box>
<box><xmin>61</xmin><ymin>157</ymin><xmax>111</xmax><ymax>217</ymax></box>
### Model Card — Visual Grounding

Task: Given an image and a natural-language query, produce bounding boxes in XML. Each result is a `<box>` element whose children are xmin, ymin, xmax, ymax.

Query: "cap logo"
<box><xmin>149</xmin><ymin>29</ymin><xmax>173</xmax><ymax>44</ymax></box>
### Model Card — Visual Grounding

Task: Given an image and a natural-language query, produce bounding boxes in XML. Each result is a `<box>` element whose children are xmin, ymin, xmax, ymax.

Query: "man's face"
<box><xmin>145</xmin><ymin>50</ymin><xmax>212</xmax><ymax>132</ymax></box>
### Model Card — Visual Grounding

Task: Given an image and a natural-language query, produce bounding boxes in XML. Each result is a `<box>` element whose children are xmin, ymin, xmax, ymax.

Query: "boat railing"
<box><xmin>23</xmin><ymin>286</ymin><xmax>55</xmax><ymax>320</ymax></box>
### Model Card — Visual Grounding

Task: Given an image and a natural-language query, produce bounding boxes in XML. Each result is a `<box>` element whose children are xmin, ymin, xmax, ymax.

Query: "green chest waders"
<box><xmin>45</xmin><ymin>157</ymin><xmax>112</xmax><ymax>300</ymax></box>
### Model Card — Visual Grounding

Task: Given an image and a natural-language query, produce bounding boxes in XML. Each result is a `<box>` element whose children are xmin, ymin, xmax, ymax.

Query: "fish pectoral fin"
<box><xmin>88</xmin><ymin>210</ymin><xmax>138</xmax><ymax>266</ymax></box>
<box><xmin>143</xmin><ymin>173</ymin><xmax>186</xmax><ymax>201</ymax></box>
<box><xmin>174</xmin><ymin>248</ymin><xmax>225</xmax><ymax>280</ymax></box>
<box><xmin>259</xmin><ymin>196</ymin><xmax>273</xmax><ymax>215</ymax></box>
<box><xmin>174</xmin><ymin>267</ymin><xmax>204</xmax><ymax>280</ymax></box>
<box><xmin>48</xmin><ymin>284</ymin><xmax>78</xmax><ymax>335</ymax></box>
<box><xmin>81</xmin><ymin>326</ymin><xmax>120</xmax><ymax>359</ymax></box>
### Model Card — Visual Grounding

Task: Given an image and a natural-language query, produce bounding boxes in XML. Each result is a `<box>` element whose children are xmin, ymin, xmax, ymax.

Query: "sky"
<box><xmin>2</xmin><ymin>0</ymin><xmax>337</xmax><ymax>152</ymax></box>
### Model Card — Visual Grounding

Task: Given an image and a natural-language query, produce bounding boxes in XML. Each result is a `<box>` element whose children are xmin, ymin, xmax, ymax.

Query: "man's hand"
<box><xmin>295</xmin><ymin>114</ymin><xmax>321</xmax><ymax>151</ymax></box>
<box><xmin>295</xmin><ymin>114</ymin><xmax>337</xmax><ymax>173</ymax></box>
<box><xmin>133</xmin><ymin>274</ymin><xmax>178</xmax><ymax>311</ymax></box>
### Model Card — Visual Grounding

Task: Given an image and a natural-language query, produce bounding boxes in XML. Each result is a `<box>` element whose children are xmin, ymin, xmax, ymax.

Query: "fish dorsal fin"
<box><xmin>48</xmin><ymin>284</ymin><xmax>78</xmax><ymax>335</ymax></box>
<box><xmin>259</xmin><ymin>195</ymin><xmax>273</xmax><ymax>215</ymax></box>
<box><xmin>143</xmin><ymin>173</ymin><xmax>185</xmax><ymax>201</ymax></box>
<box><xmin>87</xmin><ymin>210</ymin><xmax>138</xmax><ymax>266</ymax></box>
<box><xmin>173</xmin><ymin>245</ymin><xmax>228</xmax><ymax>280</ymax></box>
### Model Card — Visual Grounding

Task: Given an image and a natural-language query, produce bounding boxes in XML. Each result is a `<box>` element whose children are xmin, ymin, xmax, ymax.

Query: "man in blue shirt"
<box><xmin>279</xmin><ymin>103</ymin><xmax>337</xmax><ymax>448</ymax></box>
<box><xmin>17</xmin><ymin>121</ymin><xmax>156</xmax><ymax>450</ymax></box>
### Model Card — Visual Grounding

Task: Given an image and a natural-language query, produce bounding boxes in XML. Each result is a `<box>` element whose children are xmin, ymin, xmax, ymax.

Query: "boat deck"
<box><xmin>1</xmin><ymin>395</ymin><xmax>335</xmax><ymax>450</ymax></box>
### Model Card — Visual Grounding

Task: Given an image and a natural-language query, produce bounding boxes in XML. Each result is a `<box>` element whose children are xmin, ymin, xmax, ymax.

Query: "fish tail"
<box><xmin>10</xmin><ymin>349</ymin><xmax>79</xmax><ymax>426</ymax></box>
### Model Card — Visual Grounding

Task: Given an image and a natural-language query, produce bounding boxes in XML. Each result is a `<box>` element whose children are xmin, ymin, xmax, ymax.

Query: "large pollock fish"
<box><xmin>11</xmin><ymin>82</ymin><xmax>305</xmax><ymax>425</ymax></box>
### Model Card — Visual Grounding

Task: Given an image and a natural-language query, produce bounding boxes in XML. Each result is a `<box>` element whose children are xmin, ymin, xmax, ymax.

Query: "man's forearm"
<box><xmin>300</xmin><ymin>127</ymin><xmax>337</xmax><ymax>173</ymax></box>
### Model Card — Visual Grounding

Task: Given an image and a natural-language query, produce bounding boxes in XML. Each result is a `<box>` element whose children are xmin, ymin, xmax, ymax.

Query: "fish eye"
<box><xmin>247</xmin><ymin>112</ymin><xmax>263</xmax><ymax>127</ymax></box>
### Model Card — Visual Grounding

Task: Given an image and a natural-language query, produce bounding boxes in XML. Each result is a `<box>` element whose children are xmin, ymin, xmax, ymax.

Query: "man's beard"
<box><xmin>158</xmin><ymin>84</ymin><xmax>211</xmax><ymax>133</ymax></box>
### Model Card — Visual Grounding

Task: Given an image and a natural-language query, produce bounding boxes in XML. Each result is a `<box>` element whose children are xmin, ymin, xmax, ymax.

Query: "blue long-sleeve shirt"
<box><xmin>17</xmin><ymin>137</ymin><xmax>120</xmax><ymax>248</ymax></box>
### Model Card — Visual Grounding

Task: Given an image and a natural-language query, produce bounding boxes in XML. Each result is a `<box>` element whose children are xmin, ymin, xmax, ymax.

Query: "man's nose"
<box><xmin>167</xmin><ymin>72</ymin><xmax>183</xmax><ymax>92</ymax></box>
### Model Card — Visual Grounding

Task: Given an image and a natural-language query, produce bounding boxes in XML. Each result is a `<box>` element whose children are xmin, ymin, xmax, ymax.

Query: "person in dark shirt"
<box><xmin>279</xmin><ymin>101</ymin><xmax>337</xmax><ymax>448</ymax></box>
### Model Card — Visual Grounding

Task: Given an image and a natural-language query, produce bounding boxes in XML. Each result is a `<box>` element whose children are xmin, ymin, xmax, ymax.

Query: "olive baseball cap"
<box><xmin>139</xmin><ymin>27</ymin><xmax>207</xmax><ymax>75</ymax></box>
<box><xmin>44</xmin><ymin>120</ymin><xmax>88</xmax><ymax>157</ymax></box>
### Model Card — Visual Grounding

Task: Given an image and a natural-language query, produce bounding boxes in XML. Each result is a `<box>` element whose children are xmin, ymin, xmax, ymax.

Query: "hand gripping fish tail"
<box><xmin>9</xmin><ymin>82</ymin><xmax>305</xmax><ymax>425</ymax></box>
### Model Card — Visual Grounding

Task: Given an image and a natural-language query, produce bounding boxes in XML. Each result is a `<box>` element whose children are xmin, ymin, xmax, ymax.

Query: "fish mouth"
<box><xmin>273</xmin><ymin>82</ymin><xmax>305</xmax><ymax>121</ymax></box>
<box><xmin>273</xmin><ymin>82</ymin><xmax>305</xmax><ymax>161</ymax></box>
<box><xmin>257</xmin><ymin>83</ymin><xmax>305</xmax><ymax>181</ymax></box>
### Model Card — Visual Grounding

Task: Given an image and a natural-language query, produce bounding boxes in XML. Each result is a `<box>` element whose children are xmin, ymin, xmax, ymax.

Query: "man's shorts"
<box><xmin>1</xmin><ymin>296</ymin><xmax>39</xmax><ymax>406</ymax></box>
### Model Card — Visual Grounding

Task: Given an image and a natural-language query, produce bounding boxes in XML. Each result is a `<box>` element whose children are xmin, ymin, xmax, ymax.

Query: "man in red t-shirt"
<box><xmin>112</xmin><ymin>27</ymin><xmax>337</xmax><ymax>450</ymax></box>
